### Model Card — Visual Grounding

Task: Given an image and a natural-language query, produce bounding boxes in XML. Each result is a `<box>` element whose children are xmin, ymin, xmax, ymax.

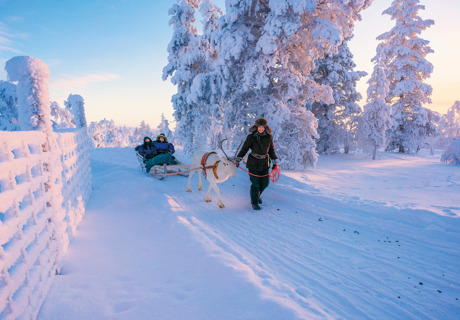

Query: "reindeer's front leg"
<box><xmin>207</xmin><ymin>180</ymin><xmax>224</xmax><ymax>208</ymax></box>
<box><xmin>214</xmin><ymin>183</ymin><xmax>225</xmax><ymax>209</ymax></box>
<box><xmin>204</xmin><ymin>182</ymin><xmax>212</xmax><ymax>202</ymax></box>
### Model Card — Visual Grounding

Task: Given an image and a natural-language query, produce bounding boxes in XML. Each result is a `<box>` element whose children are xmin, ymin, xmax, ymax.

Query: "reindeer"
<box><xmin>186</xmin><ymin>140</ymin><xmax>241</xmax><ymax>208</ymax></box>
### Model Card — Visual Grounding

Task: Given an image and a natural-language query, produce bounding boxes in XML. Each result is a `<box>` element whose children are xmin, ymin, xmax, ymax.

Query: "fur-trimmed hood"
<box><xmin>156</xmin><ymin>133</ymin><xmax>168</xmax><ymax>142</ymax></box>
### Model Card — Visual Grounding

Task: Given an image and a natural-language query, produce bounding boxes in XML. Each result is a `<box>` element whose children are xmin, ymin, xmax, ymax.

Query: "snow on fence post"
<box><xmin>4</xmin><ymin>56</ymin><xmax>53</xmax><ymax>134</ymax></box>
<box><xmin>0</xmin><ymin>56</ymin><xmax>92</xmax><ymax>319</ymax></box>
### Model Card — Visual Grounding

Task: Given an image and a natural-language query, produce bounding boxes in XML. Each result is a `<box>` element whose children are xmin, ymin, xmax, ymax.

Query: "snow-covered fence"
<box><xmin>0</xmin><ymin>128</ymin><xmax>92</xmax><ymax>320</ymax></box>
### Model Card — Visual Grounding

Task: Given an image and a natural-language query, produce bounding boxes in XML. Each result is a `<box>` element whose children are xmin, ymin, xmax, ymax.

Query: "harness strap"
<box><xmin>200</xmin><ymin>152</ymin><xmax>219</xmax><ymax>180</ymax></box>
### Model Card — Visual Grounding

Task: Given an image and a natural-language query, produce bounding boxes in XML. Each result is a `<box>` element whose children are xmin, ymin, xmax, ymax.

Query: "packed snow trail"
<box><xmin>38</xmin><ymin>148</ymin><xmax>460</xmax><ymax>320</ymax></box>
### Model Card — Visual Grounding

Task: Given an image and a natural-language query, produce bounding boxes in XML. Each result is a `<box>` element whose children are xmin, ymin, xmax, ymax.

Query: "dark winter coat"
<box><xmin>237</xmin><ymin>127</ymin><xmax>277</xmax><ymax>171</ymax></box>
<box><xmin>137</xmin><ymin>136</ymin><xmax>156</xmax><ymax>159</ymax></box>
<box><xmin>152</xmin><ymin>140</ymin><xmax>175</xmax><ymax>155</ymax></box>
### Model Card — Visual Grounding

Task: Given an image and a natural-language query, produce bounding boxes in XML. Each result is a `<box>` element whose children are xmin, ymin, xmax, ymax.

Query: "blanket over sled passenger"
<box><xmin>136</xmin><ymin>135</ymin><xmax>178</xmax><ymax>172</ymax></box>
<box><xmin>144</xmin><ymin>153</ymin><xmax>177</xmax><ymax>172</ymax></box>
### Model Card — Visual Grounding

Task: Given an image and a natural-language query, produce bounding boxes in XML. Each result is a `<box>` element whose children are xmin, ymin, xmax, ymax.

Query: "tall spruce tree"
<box><xmin>377</xmin><ymin>0</ymin><xmax>434</xmax><ymax>153</ymax></box>
<box><xmin>157</xmin><ymin>113</ymin><xmax>173</xmax><ymax>143</ymax></box>
<box><xmin>360</xmin><ymin>61</ymin><xmax>391</xmax><ymax>160</ymax></box>
<box><xmin>163</xmin><ymin>0</ymin><xmax>201</xmax><ymax>155</ymax></box>
<box><xmin>438</xmin><ymin>101</ymin><xmax>460</xmax><ymax>149</ymax></box>
<box><xmin>309</xmin><ymin>39</ymin><xmax>367</xmax><ymax>154</ymax></box>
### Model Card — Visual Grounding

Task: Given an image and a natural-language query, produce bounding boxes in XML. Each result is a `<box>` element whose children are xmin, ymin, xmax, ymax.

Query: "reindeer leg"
<box><xmin>213</xmin><ymin>183</ymin><xmax>225</xmax><ymax>209</ymax></box>
<box><xmin>204</xmin><ymin>183</ymin><xmax>212</xmax><ymax>202</ymax></box>
<box><xmin>186</xmin><ymin>170</ymin><xmax>195</xmax><ymax>192</ymax></box>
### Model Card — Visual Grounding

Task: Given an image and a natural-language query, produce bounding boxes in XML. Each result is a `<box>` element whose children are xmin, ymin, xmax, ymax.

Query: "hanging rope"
<box><xmin>237</xmin><ymin>165</ymin><xmax>281</xmax><ymax>183</ymax></box>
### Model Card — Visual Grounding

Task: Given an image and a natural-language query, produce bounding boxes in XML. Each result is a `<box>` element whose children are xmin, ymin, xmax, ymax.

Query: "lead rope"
<box><xmin>237</xmin><ymin>165</ymin><xmax>281</xmax><ymax>183</ymax></box>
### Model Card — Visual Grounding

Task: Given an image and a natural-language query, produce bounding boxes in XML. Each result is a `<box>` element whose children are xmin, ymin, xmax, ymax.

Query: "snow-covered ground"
<box><xmin>38</xmin><ymin>147</ymin><xmax>459</xmax><ymax>320</ymax></box>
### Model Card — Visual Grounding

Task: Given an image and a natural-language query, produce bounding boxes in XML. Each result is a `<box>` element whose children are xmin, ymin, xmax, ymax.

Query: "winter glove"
<box><xmin>234</xmin><ymin>157</ymin><xmax>243</xmax><ymax>167</ymax></box>
<box><xmin>272</xmin><ymin>159</ymin><xmax>278</xmax><ymax>169</ymax></box>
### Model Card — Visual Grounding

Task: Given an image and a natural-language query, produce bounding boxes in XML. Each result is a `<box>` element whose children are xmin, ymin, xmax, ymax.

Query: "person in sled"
<box><xmin>136</xmin><ymin>136</ymin><xmax>155</xmax><ymax>159</ymax></box>
<box><xmin>145</xmin><ymin>133</ymin><xmax>177</xmax><ymax>169</ymax></box>
<box><xmin>135</xmin><ymin>136</ymin><xmax>157</xmax><ymax>172</ymax></box>
<box><xmin>236</xmin><ymin>118</ymin><xmax>278</xmax><ymax>210</ymax></box>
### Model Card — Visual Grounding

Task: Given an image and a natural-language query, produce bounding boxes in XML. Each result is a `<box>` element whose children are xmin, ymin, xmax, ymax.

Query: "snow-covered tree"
<box><xmin>5</xmin><ymin>56</ymin><xmax>53</xmax><ymax>134</ymax></box>
<box><xmin>309</xmin><ymin>39</ymin><xmax>367</xmax><ymax>154</ymax></box>
<box><xmin>0</xmin><ymin>80</ymin><xmax>19</xmax><ymax>131</ymax></box>
<box><xmin>163</xmin><ymin>0</ymin><xmax>225</xmax><ymax>154</ymax></box>
<box><xmin>164</xmin><ymin>0</ymin><xmax>372</xmax><ymax>166</ymax></box>
<box><xmin>88</xmin><ymin>119</ymin><xmax>127</xmax><ymax>148</ymax></box>
<box><xmin>441</xmin><ymin>138</ymin><xmax>460</xmax><ymax>165</ymax></box>
<box><xmin>203</xmin><ymin>0</ymin><xmax>372</xmax><ymax>168</ymax></box>
<box><xmin>189</xmin><ymin>0</ymin><xmax>223</xmax><ymax>151</ymax></box>
<box><xmin>50</xmin><ymin>101</ymin><xmax>75</xmax><ymax>130</ymax></box>
<box><xmin>65</xmin><ymin>94</ymin><xmax>87</xmax><ymax>128</ymax></box>
<box><xmin>360</xmin><ymin>63</ymin><xmax>391</xmax><ymax>159</ymax></box>
<box><xmin>376</xmin><ymin>0</ymin><xmax>434</xmax><ymax>153</ymax></box>
<box><xmin>437</xmin><ymin>101</ymin><xmax>460</xmax><ymax>149</ymax></box>
<box><xmin>156</xmin><ymin>113</ymin><xmax>173</xmax><ymax>142</ymax></box>
<box><xmin>131</xmin><ymin>120</ymin><xmax>155</xmax><ymax>145</ymax></box>
<box><xmin>163</xmin><ymin>0</ymin><xmax>202</xmax><ymax>154</ymax></box>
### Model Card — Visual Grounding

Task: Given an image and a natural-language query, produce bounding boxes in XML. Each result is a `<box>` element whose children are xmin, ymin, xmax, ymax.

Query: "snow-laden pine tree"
<box><xmin>360</xmin><ymin>62</ymin><xmax>391</xmax><ymax>160</ymax></box>
<box><xmin>441</xmin><ymin>138</ymin><xmax>460</xmax><ymax>165</ymax></box>
<box><xmin>309</xmin><ymin>39</ymin><xmax>367</xmax><ymax>154</ymax></box>
<box><xmin>438</xmin><ymin>101</ymin><xmax>460</xmax><ymax>149</ymax></box>
<box><xmin>88</xmin><ymin>119</ymin><xmax>129</xmax><ymax>148</ymax></box>
<box><xmin>204</xmin><ymin>0</ymin><xmax>372</xmax><ymax>168</ymax></box>
<box><xmin>65</xmin><ymin>94</ymin><xmax>87</xmax><ymax>128</ymax></box>
<box><xmin>130</xmin><ymin>120</ymin><xmax>155</xmax><ymax>146</ymax></box>
<box><xmin>188</xmin><ymin>0</ymin><xmax>223</xmax><ymax>150</ymax></box>
<box><xmin>157</xmin><ymin>113</ymin><xmax>173</xmax><ymax>142</ymax></box>
<box><xmin>0</xmin><ymin>80</ymin><xmax>19</xmax><ymax>131</ymax></box>
<box><xmin>376</xmin><ymin>0</ymin><xmax>434</xmax><ymax>153</ymax></box>
<box><xmin>88</xmin><ymin>121</ymin><xmax>105</xmax><ymax>148</ymax></box>
<box><xmin>50</xmin><ymin>101</ymin><xmax>75</xmax><ymax>130</ymax></box>
<box><xmin>163</xmin><ymin>0</ymin><xmax>203</xmax><ymax>155</ymax></box>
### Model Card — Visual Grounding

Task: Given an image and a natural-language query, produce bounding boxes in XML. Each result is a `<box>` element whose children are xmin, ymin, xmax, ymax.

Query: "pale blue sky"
<box><xmin>0</xmin><ymin>0</ymin><xmax>458</xmax><ymax>127</ymax></box>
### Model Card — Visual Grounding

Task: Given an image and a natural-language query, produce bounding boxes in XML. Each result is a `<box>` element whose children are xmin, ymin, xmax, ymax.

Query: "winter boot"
<box><xmin>258</xmin><ymin>197</ymin><xmax>262</xmax><ymax>204</ymax></box>
<box><xmin>252</xmin><ymin>203</ymin><xmax>261</xmax><ymax>210</ymax></box>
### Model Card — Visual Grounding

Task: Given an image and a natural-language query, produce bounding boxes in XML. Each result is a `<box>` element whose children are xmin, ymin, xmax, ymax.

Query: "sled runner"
<box><xmin>135</xmin><ymin>151</ymin><xmax>190</xmax><ymax>180</ymax></box>
<box><xmin>149</xmin><ymin>163</ymin><xmax>191</xmax><ymax>180</ymax></box>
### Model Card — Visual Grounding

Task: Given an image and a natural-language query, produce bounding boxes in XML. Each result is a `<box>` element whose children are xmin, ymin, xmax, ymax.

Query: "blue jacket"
<box><xmin>137</xmin><ymin>136</ymin><xmax>156</xmax><ymax>157</ymax></box>
<box><xmin>152</xmin><ymin>141</ymin><xmax>175</xmax><ymax>155</ymax></box>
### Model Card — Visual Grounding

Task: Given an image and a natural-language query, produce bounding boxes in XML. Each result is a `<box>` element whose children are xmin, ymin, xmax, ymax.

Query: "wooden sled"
<box><xmin>149</xmin><ymin>163</ymin><xmax>191</xmax><ymax>180</ymax></box>
<box><xmin>135</xmin><ymin>151</ymin><xmax>190</xmax><ymax>180</ymax></box>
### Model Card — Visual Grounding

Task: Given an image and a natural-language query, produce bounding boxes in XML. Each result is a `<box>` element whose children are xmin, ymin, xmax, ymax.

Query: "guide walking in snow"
<box><xmin>236</xmin><ymin>118</ymin><xmax>278</xmax><ymax>210</ymax></box>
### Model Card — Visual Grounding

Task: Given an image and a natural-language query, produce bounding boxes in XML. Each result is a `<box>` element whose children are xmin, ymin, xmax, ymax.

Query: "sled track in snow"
<box><xmin>172</xmin><ymin>174</ymin><xmax>460</xmax><ymax>320</ymax></box>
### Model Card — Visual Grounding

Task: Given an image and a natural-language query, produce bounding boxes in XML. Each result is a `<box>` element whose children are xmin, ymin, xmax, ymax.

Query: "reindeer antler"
<box><xmin>219</xmin><ymin>139</ymin><xmax>230</xmax><ymax>159</ymax></box>
<box><xmin>219</xmin><ymin>139</ymin><xmax>243</xmax><ymax>160</ymax></box>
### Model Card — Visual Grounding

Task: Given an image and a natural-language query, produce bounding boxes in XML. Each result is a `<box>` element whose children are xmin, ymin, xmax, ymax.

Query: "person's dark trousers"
<box><xmin>249</xmin><ymin>168</ymin><xmax>270</xmax><ymax>205</ymax></box>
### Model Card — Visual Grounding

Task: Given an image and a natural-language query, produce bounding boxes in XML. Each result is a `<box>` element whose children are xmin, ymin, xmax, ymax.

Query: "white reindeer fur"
<box><xmin>186</xmin><ymin>150</ymin><xmax>237</xmax><ymax>208</ymax></box>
